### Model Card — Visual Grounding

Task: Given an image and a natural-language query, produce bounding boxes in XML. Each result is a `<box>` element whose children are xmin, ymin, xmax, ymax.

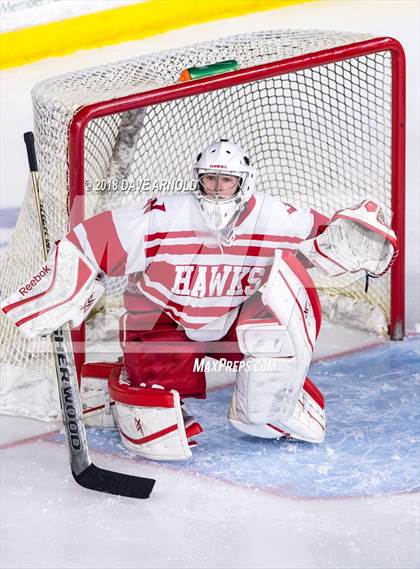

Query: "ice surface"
<box><xmin>38</xmin><ymin>337</ymin><xmax>420</xmax><ymax>499</ymax></box>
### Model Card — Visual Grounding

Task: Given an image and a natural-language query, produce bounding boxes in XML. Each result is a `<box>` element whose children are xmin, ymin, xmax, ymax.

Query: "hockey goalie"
<box><xmin>2</xmin><ymin>140</ymin><xmax>397</xmax><ymax>461</ymax></box>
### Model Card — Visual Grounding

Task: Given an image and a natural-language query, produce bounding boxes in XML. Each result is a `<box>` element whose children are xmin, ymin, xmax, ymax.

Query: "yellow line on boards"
<box><xmin>1</xmin><ymin>0</ymin><xmax>315</xmax><ymax>69</ymax></box>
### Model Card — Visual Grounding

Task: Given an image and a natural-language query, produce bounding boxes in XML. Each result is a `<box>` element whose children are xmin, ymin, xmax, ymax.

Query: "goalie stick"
<box><xmin>23</xmin><ymin>132</ymin><xmax>155</xmax><ymax>499</ymax></box>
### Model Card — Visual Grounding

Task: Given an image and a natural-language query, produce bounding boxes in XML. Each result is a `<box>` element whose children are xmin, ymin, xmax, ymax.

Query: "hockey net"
<box><xmin>0</xmin><ymin>30</ymin><xmax>405</xmax><ymax>419</ymax></box>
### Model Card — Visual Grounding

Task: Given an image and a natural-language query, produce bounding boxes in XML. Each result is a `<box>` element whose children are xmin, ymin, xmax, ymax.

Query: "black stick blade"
<box><xmin>74</xmin><ymin>464</ymin><xmax>155</xmax><ymax>499</ymax></box>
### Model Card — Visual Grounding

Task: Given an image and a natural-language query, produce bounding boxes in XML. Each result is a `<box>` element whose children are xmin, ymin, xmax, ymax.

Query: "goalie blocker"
<box><xmin>1</xmin><ymin>239</ymin><xmax>104</xmax><ymax>337</ymax></box>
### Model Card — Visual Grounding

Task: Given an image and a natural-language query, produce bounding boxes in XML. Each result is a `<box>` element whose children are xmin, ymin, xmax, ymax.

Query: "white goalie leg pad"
<box><xmin>298</xmin><ymin>199</ymin><xmax>398</xmax><ymax>277</ymax></box>
<box><xmin>228</xmin><ymin>355</ymin><xmax>297</xmax><ymax>425</ymax></box>
<box><xmin>109</xmin><ymin>366</ymin><xmax>203</xmax><ymax>461</ymax></box>
<box><xmin>260</xmin><ymin>249</ymin><xmax>316</xmax><ymax>419</ymax></box>
<box><xmin>228</xmin><ymin>249</ymin><xmax>323</xmax><ymax>442</ymax></box>
<box><xmin>1</xmin><ymin>238</ymin><xmax>104</xmax><ymax>337</ymax></box>
<box><xmin>80</xmin><ymin>362</ymin><xmax>117</xmax><ymax>429</ymax></box>
<box><xmin>229</xmin><ymin>377</ymin><xmax>325</xmax><ymax>443</ymax></box>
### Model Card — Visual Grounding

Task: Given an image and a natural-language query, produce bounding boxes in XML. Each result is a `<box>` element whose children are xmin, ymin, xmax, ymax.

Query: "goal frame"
<box><xmin>67</xmin><ymin>37</ymin><xmax>406</xmax><ymax>377</ymax></box>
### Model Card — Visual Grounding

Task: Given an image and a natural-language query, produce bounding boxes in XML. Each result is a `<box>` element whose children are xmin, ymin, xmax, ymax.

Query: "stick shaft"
<box><xmin>24</xmin><ymin>131</ymin><xmax>91</xmax><ymax>476</ymax></box>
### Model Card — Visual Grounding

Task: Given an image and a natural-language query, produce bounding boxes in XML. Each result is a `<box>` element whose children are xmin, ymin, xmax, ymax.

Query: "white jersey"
<box><xmin>67</xmin><ymin>193</ymin><xmax>327</xmax><ymax>339</ymax></box>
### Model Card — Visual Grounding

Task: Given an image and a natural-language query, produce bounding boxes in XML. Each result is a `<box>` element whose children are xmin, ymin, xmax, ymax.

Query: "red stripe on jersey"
<box><xmin>145</xmin><ymin>231</ymin><xmax>302</xmax><ymax>246</ymax></box>
<box><xmin>234</xmin><ymin>233</ymin><xmax>302</xmax><ymax>244</ymax></box>
<box><xmin>145</xmin><ymin>244</ymin><xmax>278</xmax><ymax>258</ymax></box>
<box><xmin>145</xmin><ymin>231</ymin><xmax>197</xmax><ymax>242</ymax></box>
<box><xmin>139</xmin><ymin>276</ymin><xmax>237</xmax><ymax>318</ymax></box>
<box><xmin>137</xmin><ymin>286</ymin><xmax>204</xmax><ymax>329</ymax></box>
<box><xmin>81</xmin><ymin>211</ymin><xmax>128</xmax><ymax>276</ymax></box>
<box><xmin>15</xmin><ymin>258</ymin><xmax>92</xmax><ymax>327</ymax></box>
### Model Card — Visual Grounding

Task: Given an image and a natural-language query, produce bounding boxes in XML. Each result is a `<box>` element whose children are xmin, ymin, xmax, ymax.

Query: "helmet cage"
<box><xmin>197</xmin><ymin>169</ymin><xmax>246</xmax><ymax>204</ymax></box>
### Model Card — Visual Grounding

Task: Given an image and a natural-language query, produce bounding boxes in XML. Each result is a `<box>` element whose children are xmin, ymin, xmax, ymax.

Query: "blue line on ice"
<box><xmin>49</xmin><ymin>336</ymin><xmax>420</xmax><ymax>498</ymax></box>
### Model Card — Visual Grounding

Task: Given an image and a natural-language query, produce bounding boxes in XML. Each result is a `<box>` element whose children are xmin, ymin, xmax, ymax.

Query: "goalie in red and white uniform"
<box><xmin>2</xmin><ymin>140</ymin><xmax>397</xmax><ymax>461</ymax></box>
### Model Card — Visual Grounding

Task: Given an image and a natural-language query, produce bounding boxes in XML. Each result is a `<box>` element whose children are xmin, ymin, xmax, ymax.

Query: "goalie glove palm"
<box><xmin>298</xmin><ymin>199</ymin><xmax>398</xmax><ymax>277</ymax></box>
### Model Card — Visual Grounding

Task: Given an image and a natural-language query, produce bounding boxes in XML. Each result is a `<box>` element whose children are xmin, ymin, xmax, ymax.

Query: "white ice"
<box><xmin>1</xmin><ymin>2</ymin><xmax>419</xmax><ymax>568</ymax></box>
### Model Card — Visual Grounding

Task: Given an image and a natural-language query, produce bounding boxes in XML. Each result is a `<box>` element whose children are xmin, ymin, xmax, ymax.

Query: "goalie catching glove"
<box><xmin>1</xmin><ymin>239</ymin><xmax>104</xmax><ymax>337</ymax></box>
<box><xmin>298</xmin><ymin>199</ymin><xmax>398</xmax><ymax>277</ymax></box>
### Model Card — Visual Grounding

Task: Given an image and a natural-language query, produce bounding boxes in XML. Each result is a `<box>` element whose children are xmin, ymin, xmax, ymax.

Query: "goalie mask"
<box><xmin>193</xmin><ymin>140</ymin><xmax>256</xmax><ymax>231</ymax></box>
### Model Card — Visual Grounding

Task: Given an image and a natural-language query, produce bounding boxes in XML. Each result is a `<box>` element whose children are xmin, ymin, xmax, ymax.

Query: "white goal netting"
<box><xmin>0</xmin><ymin>30</ymin><xmax>402</xmax><ymax>419</ymax></box>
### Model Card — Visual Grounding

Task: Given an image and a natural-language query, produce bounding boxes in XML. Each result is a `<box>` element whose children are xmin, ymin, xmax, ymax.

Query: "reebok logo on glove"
<box><xmin>19</xmin><ymin>265</ymin><xmax>51</xmax><ymax>295</ymax></box>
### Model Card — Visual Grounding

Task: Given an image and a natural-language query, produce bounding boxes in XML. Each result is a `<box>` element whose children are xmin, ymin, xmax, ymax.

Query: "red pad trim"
<box><xmin>238</xmin><ymin>318</ymin><xmax>279</xmax><ymax>327</ymax></box>
<box><xmin>276</xmin><ymin>267</ymin><xmax>314</xmax><ymax>352</ymax></box>
<box><xmin>108</xmin><ymin>364</ymin><xmax>175</xmax><ymax>407</ymax></box>
<box><xmin>185</xmin><ymin>422</ymin><xmax>203</xmax><ymax>439</ymax></box>
<box><xmin>267</xmin><ymin>423</ymin><xmax>290</xmax><ymax>436</ymax></box>
<box><xmin>303</xmin><ymin>377</ymin><xmax>325</xmax><ymax>409</ymax></box>
<box><xmin>331</xmin><ymin>212</ymin><xmax>398</xmax><ymax>249</ymax></box>
<box><xmin>121</xmin><ymin>423</ymin><xmax>178</xmax><ymax>445</ymax></box>
<box><xmin>281</xmin><ymin>251</ymin><xmax>322</xmax><ymax>339</ymax></box>
<box><xmin>298</xmin><ymin>399</ymin><xmax>325</xmax><ymax>431</ymax></box>
<box><xmin>82</xmin><ymin>361</ymin><xmax>116</xmax><ymax>379</ymax></box>
<box><xmin>82</xmin><ymin>401</ymin><xmax>115</xmax><ymax>415</ymax></box>
<box><xmin>308</xmin><ymin>411</ymin><xmax>325</xmax><ymax>431</ymax></box>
